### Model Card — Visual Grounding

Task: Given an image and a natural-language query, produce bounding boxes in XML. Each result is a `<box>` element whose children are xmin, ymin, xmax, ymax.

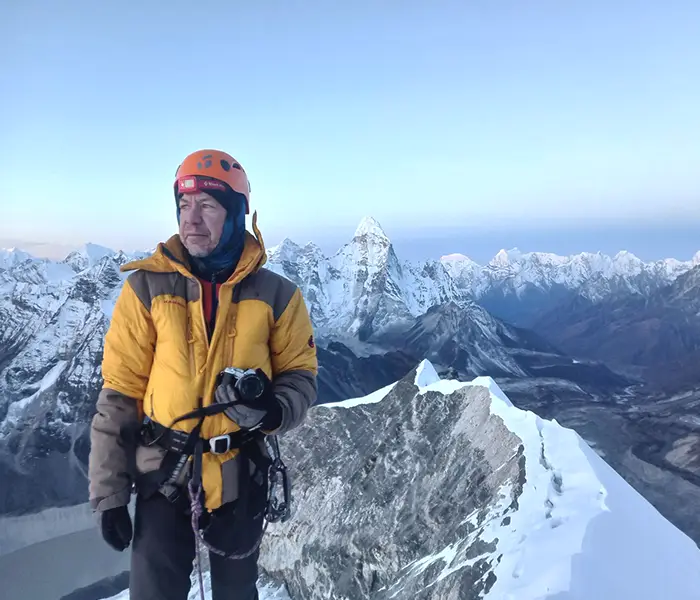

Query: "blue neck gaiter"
<box><xmin>176</xmin><ymin>191</ymin><xmax>247</xmax><ymax>281</ymax></box>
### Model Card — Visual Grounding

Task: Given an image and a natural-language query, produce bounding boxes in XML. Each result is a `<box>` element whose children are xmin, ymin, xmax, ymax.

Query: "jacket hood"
<box><xmin>121</xmin><ymin>211</ymin><xmax>268</xmax><ymax>283</ymax></box>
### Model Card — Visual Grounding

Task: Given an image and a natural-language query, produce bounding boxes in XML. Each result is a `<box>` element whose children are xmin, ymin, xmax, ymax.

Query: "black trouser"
<box><xmin>129</xmin><ymin>492</ymin><xmax>261</xmax><ymax>600</ymax></box>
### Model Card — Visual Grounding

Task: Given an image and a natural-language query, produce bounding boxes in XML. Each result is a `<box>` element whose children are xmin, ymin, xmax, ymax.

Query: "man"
<box><xmin>88</xmin><ymin>149</ymin><xmax>318</xmax><ymax>600</ymax></box>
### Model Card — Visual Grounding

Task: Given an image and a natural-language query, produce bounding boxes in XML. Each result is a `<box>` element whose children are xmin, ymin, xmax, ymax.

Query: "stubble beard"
<box><xmin>183</xmin><ymin>240</ymin><xmax>212</xmax><ymax>258</ymax></box>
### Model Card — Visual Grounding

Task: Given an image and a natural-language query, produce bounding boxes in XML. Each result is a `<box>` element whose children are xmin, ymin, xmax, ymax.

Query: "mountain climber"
<box><xmin>88</xmin><ymin>149</ymin><xmax>318</xmax><ymax>600</ymax></box>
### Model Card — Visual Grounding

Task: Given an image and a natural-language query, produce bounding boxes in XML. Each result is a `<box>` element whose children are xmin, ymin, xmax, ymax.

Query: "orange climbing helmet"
<box><xmin>174</xmin><ymin>149</ymin><xmax>251</xmax><ymax>213</ymax></box>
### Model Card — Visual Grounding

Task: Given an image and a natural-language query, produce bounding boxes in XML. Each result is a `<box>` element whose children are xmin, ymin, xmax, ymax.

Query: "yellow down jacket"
<box><xmin>88</xmin><ymin>217</ymin><xmax>318</xmax><ymax>512</ymax></box>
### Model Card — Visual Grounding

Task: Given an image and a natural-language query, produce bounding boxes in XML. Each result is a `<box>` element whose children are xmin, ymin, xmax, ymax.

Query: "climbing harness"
<box><xmin>137</xmin><ymin>390</ymin><xmax>292</xmax><ymax>600</ymax></box>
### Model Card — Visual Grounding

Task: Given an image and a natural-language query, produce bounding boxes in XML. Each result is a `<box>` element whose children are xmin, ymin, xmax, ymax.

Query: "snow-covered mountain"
<box><xmin>0</xmin><ymin>248</ymin><xmax>33</xmax><ymax>270</ymax></box>
<box><xmin>62</xmin><ymin>243</ymin><xmax>124</xmax><ymax>273</ymax></box>
<box><xmin>443</xmin><ymin>247</ymin><xmax>700</xmax><ymax>327</ymax></box>
<box><xmin>266</xmin><ymin>217</ymin><xmax>470</xmax><ymax>341</ymax></box>
<box><xmin>444</xmin><ymin>247</ymin><xmax>700</xmax><ymax>297</ymax></box>
<box><xmin>0</xmin><ymin>246</ymin><xmax>146</xmax><ymax>515</ymax></box>
<box><xmin>1</xmin><ymin>224</ymin><xmax>697</xmax><ymax>517</ymax></box>
<box><xmin>252</xmin><ymin>362</ymin><xmax>700</xmax><ymax>600</ymax></box>
<box><xmin>0</xmin><ymin>226</ymin><xmax>693</xmax><ymax>516</ymax></box>
<box><xmin>267</xmin><ymin>220</ymin><xmax>699</xmax><ymax>334</ymax></box>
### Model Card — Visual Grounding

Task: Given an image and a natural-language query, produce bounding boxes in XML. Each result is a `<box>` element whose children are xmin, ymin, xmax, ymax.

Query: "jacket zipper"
<box><xmin>194</xmin><ymin>278</ymin><xmax>210</xmax><ymax>353</ymax></box>
<box><xmin>209</xmin><ymin>273</ymin><xmax>218</xmax><ymax>342</ymax></box>
<box><xmin>195</xmin><ymin>277</ymin><xmax>210</xmax><ymax>411</ymax></box>
<box><xmin>160</xmin><ymin>246</ymin><xmax>211</xmax><ymax>353</ymax></box>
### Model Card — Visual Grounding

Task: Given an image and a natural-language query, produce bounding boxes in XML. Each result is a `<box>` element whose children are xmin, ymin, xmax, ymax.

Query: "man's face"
<box><xmin>178</xmin><ymin>192</ymin><xmax>227</xmax><ymax>257</ymax></box>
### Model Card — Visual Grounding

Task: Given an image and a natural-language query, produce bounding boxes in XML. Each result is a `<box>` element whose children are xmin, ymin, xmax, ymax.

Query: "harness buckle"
<box><xmin>209</xmin><ymin>434</ymin><xmax>231</xmax><ymax>455</ymax></box>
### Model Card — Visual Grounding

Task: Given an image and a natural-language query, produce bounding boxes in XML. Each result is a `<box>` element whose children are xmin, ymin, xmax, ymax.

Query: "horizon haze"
<box><xmin>2</xmin><ymin>216</ymin><xmax>698</xmax><ymax>266</ymax></box>
<box><xmin>3</xmin><ymin>2</ymin><xmax>700</xmax><ymax>263</ymax></box>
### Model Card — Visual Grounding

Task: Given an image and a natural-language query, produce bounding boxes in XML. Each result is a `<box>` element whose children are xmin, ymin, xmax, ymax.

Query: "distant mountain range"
<box><xmin>2</xmin><ymin>218</ymin><xmax>700</xmax><ymax>553</ymax></box>
<box><xmin>267</xmin><ymin>216</ymin><xmax>700</xmax><ymax>335</ymax></box>
<box><xmin>443</xmin><ymin>246</ymin><xmax>700</xmax><ymax>328</ymax></box>
<box><xmin>534</xmin><ymin>263</ymin><xmax>700</xmax><ymax>390</ymax></box>
<box><xmin>266</xmin><ymin>217</ymin><xmax>700</xmax><ymax>392</ymax></box>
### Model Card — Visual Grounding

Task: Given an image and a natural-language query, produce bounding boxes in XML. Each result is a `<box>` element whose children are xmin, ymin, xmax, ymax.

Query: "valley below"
<box><xmin>0</xmin><ymin>502</ymin><xmax>130</xmax><ymax>600</ymax></box>
<box><xmin>501</xmin><ymin>378</ymin><xmax>700</xmax><ymax>545</ymax></box>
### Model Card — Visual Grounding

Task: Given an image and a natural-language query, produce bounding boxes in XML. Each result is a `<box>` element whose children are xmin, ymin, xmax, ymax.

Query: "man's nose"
<box><xmin>187</xmin><ymin>204</ymin><xmax>203</xmax><ymax>223</ymax></box>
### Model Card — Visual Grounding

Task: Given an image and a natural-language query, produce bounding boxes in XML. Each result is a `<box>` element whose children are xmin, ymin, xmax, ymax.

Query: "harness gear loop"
<box><xmin>266</xmin><ymin>435</ymin><xmax>291</xmax><ymax>523</ymax></box>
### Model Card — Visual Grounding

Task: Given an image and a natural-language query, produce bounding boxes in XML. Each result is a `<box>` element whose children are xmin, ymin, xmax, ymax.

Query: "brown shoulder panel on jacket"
<box><xmin>127</xmin><ymin>270</ymin><xmax>198</xmax><ymax>311</ymax></box>
<box><xmin>236</xmin><ymin>268</ymin><xmax>299</xmax><ymax>322</ymax></box>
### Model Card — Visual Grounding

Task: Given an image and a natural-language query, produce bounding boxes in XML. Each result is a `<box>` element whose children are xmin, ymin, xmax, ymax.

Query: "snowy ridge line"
<box><xmin>399</xmin><ymin>364</ymin><xmax>607</xmax><ymax>597</ymax></box>
<box><xmin>323</xmin><ymin>360</ymin><xmax>700</xmax><ymax>599</ymax></box>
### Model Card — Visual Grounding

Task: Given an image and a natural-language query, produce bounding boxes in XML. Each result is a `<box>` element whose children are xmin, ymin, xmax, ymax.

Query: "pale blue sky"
<box><xmin>2</xmin><ymin>1</ymin><xmax>699</xmax><ymax>261</ymax></box>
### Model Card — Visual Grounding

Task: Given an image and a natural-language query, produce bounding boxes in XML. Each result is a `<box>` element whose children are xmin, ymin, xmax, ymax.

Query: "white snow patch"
<box><xmin>440</xmin><ymin>253</ymin><xmax>473</xmax><ymax>263</ymax></box>
<box><xmin>473</xmin><ymin>372</ymin><xmax>700</xmax><ymax>599</ymax></box>
<box><xmin>388</xmin><ymin>485</ymin><xmax>515</xmax><ymax>597</ymax></box>
<box><xmin>82</xmin><ymin>243</ymin><xmax>114</xmax><ymax>265</ymax></box>
<box><xmin>330</xmin><ymin>381</ymin><xmax>397</xmax><ymax>409</ymax></box>
<box><xmin>100</xmin><ymin>298</ymin><xmax>118</xmax><ymax>320</ymax></box>
<box><xmin>0</xmin><ymin>247</ymin><xmax>33</xmax><ymax>268</ymax></box>
<box><xmin>0</xmin><ymin>360</ymin><xmax>68</xmax><ymax>431</ymax></box>
<box><xmin>414</xmin><ymin>359</ymin><xmax>441</xmax><ymax>387</ymax></box>
<box><xmin>103</xmin><ymin>571</ymin><xmax>290</xmax><ymax>600</ymax></box>
<box><xmin>354</xmin><ymin>216</ymin><xmax>388</xmax><ymax>239</ymax></box>
<box><xmin>43</xmin><ymin>261</ymin><xmax>77</xmax><ymax>283</ymax></box>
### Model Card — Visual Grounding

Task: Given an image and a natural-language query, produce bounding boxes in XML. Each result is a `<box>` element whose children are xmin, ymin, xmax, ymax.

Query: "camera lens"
<box><xmin>237</xmin><ymin>373</ymin><xmax>264</xmax><ymax>402</ymax></box>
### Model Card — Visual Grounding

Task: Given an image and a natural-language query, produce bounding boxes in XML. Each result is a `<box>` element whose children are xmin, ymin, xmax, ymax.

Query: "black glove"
<box><xmin>99</xmin><ymin>505</ymin><xmax>133</xmax><ymax>552</ymax></box>
<box><xmin>214</xmin><ymin>369</ymin><xmax>283</xmax><ymax>432</ymax></box>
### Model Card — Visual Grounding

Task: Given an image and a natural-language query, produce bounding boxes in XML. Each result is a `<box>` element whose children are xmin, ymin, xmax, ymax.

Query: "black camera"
<box><xmin>219</xmin><ymin>367</ymin><xmax>266</xmax><ymax>403</ymax></box>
